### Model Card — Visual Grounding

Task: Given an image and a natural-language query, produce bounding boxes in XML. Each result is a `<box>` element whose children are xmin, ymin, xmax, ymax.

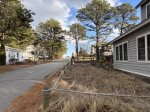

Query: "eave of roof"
<box><xmin>5</xmin><ymin>46</ymin><xmax>21</xmax><ymax>51</ymax></box>
<box><xmin>110</xmin><ymin>18</ymin><xmax>150</xmax><ymax>44</ymax></box>
<box><xmin>136</xmin><ymin>0</ymin><xmax>148</xmax><ymax>9</ymax></box>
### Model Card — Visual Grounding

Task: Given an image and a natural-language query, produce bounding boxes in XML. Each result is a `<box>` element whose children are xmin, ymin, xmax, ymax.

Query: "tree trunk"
<box><xmin>120</xmin><ymin>24</ymin><xmax>123</xmax><ymax>35</ymax></box>
<box><xmin>120</xmin><ymin>16</ymin><xmax>125</xmax><ymax>35</ymax></box>
<box><xmin>96</xmin><ymin>25</ymin><xmax>100</xmax><ymax>62</ymax></box>
<box><xmin>75</xmin><ymin>37</ymin><xmax>79</xmax><ymax>61</ymax></box>
<box><xmin>0</xmin><ymin>33</ymin><xmax>6</xmax><ymax>65</ymax></box>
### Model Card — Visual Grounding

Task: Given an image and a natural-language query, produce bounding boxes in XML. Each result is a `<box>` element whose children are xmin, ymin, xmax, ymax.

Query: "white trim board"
<box><xmin>114</xmin><ymin>68</ymin><xmax>150</xmax><ymax>78</ymax></box>
<box><xmin>146</xmin><ymin>2</ymin><xmax>150</xmax><ymax>19</ymax></box>
<box><xmin>136</xmin><ymin>0</ymin><xmax>148</xmax><ymax>8</ymax></box>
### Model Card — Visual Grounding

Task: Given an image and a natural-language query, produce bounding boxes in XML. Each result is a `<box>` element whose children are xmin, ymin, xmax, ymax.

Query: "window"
<box><xmin>116</xmin><ymin>46</ymin><xmax>119</xmax><ymax>60</ymax></box>
<box><xmin>147</xmin><ymin>4</ymin><xmax>150</xmax><ymax>18</ymax></box>
<box><xmin>123</xmin><ymin>43</ymin><xmax>128</xmax><ymax>61</ymax></box>
<box><xmin>119</xmin><ymin>45</ymin><xmax>123</xmax><ymax>60</ymax></box>
<box><xmin>137</xmin><ymin>33</ymin><xmax>150</xmax><ymax>62</ymax></box>
<box><xmin>115</xmin><ymin>42</ymin><xmax>128</xmax><ymax>61</ymax></box>
<box><xmin>17</xmin><ymin>52</ymin><xmax>19</xmax><ymax>58</ymax></box>
<box><xmin>9</xmin><ymin>53</ymin><xmax>10</xmax><ymax>57</ymax></box>
<box><xmin>137</xmin><ymin>37</ymin><xmax>145</xmax><ymax>61</ymax></box>
<box><xmin>147</xmin><ymin>34</ymin><xmax>150</xmax><ymax>60</ymax></box>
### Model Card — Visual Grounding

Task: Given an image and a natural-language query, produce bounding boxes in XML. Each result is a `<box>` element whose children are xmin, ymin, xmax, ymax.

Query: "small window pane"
<box><xmin>116</xmin><ymin>46</ymin><xmax>119</xmax><ymax>60</ymax></box>
<box><xmin>138</xmin><ymin>37</ymin><xmax>145</xmax><ymax>61</ymax></box>
<box><xmin>147</xmin><ymin>34</ymin><xmax>150</xmax><ymax>60</ymax></box>
<box><xmin>147</xmin><ymin>4</ymin><xmax>150</xmax><ymax>18</ymax></box>
<box><xmin>123</xmin><ymin>43</ymin><xmax>128</xmax><ymax>61</ymax></box>
<box><xmin>119</xmin><ymin>45</ymin><xmax>123</xmax><ymax>60</ymax></box>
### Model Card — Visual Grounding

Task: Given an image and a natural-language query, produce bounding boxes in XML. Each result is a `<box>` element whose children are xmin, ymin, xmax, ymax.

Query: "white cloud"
<box><xmin>22</xmin><ymin>0</ymin><xmax>120</xmax><ymax>29</ymax></box>
<box><xmin>22</xmin><ymin>0</ymin><xmax>70</xmax><ymax>29</ymax></box>
<box><xmin>107</xmin><ymin>28</ymin><xmax>119</xmax><ymax>41</ymax></box>
<box><xmin>107</xmin><ymin>0</ymin><xmax>120</xmax><ymax>6</ymax></box>
<box><xmin>64</xmin><ymin>0</ymin><xmax>120</xmax><ymax>9</ymax></box>
<box><xmin>64</xmin><ymin>0</ymin><xmax>91</xmax><ymax>9</ymax></box>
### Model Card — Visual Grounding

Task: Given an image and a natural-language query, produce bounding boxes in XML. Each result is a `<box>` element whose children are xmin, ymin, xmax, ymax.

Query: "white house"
<box><xmin>23</xmin><ymin>45</ymin><xmax>37</xmax><ymax>61</ymax></box>
<box><xmin>90</xmin><ymin>44</ymin><xmax>113</xmax><ymax>56</ymax></box>
<box><xmin>4</xmin><ymin>45</ymin><xmax>37</xmax><ymax>64</ymax></box>
<box><xmin>5</xmin><ymin>46</ymin><xmax>24</xmax><ymax>64</ymax></box>
<box><xmin>111</xmin><ymin>0</ymin><xmax>150</xmax><ymax>77</ymax></box>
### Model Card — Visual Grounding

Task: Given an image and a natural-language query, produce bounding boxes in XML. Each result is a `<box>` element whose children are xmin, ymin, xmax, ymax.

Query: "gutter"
<box><xmin>135</xmin><ymin>0</ymin><xmax>148</xmax><ymax>9</ymax></box>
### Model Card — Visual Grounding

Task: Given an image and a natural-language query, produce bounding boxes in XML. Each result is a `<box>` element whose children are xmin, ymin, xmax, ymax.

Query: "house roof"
<box><xmin>110</xmin><ymin>18</ymin><xmax>150</xmax><ymax>43</ymax></box>
<box><xmin>5</xmin><ymin>46</ymin><xmax>21</xmax><ymax>52</ymax></box>
<box><xmin>136</xmin><ymin>0</ymin><xmax>149</xmax><ymax>8</ymax></box>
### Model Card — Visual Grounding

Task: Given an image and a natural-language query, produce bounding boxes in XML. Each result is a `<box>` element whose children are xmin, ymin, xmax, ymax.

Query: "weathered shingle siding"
<box><xmin>113</xmin><ymin>24</ymin><xmax>150</xmax><ymax>77</ymax></box>
<box><xmin>141</xmin><ymin>0</ymin><xmax>150</xmax><ymax>21</ymax></box>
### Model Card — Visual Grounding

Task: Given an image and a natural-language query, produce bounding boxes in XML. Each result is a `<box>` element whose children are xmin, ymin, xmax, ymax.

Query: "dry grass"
<box><xmin>0</xmin><ymin>65</ymin><xmax>31</xmax><ymax>74</ymax></box>
<box><xmin>5</xmin><ymin>63</ymin><xmax>150</xmax><ymax>112</ymax></box>
<box><xmin>0</xmin><ymin>61</ymin><xmax>51</xmax><ymax>74</ymax></box>
<box><xmin>5</xmin><ymin>83</ymin><xmax>44</xmax><ymax>112</ymax></box>
<box><xmin>62</xmin><ymin>64</ymin><xmax>150</xmax><ymax>96</ymax></box>
<box><xmin>47</xmin><ymin>63</ymin><xmax>150</xmax><ymax>112</ymax></box>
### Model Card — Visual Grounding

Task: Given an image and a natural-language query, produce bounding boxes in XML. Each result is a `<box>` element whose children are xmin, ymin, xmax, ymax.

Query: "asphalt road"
<box><xmin>0</xmin><ymin>60</ymin><xmax>68</xmax><ymax>112</ymax></box>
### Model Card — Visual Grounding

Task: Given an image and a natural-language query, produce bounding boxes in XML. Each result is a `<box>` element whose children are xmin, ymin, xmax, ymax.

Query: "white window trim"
<box><xmin>136</xmin><ymin>34</ymin><xmax>146</xmax><ymax>62</ymax></box>
<box><xmin>115</xmin><ymin>46</ymin><xmax>119</xmax><ymax>61</ymax></box>
<box><xmin>123</xmin><ymin>42</ymin><xmax>129</xmax><ymax>62</ymax></box>
<box><xmin>136</xmin><ymin>32</ymin><xmax>150</xmax><ymax>63</ymax></box>
<box><xmin>146</xmin><ymin>33</ymin><xmax>150</xmax><ymax>62</ymax></box>
<box><xmin>146</xmin><ymin>3</ymin><xmax>150</xmax><ymax>19</ymax></box>
<box><xmin>119</xmin><ymin>44</ymin><xmax>123</xmax><ymax>61</ymax></box>
<box><xmin>115</xmin><ymin>41</ymin><xmax>128</xmax><ymax>62</ymax></box>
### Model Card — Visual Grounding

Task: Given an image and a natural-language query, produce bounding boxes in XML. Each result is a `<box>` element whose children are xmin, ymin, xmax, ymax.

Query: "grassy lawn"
<box><xmin>5</xmin><ymin>63</ymin><xmax>150</xmax><ymax>112</ymax></box>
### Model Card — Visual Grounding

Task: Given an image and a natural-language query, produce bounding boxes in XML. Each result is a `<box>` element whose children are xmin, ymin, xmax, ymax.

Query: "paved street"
<box><xmin>0</xmin><ymin>60</ymin><xmax>68</xmax><ymax>112</ymax></box>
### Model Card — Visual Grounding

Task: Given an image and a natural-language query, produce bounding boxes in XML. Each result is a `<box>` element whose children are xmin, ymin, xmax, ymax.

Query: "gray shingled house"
<box><xmin>111</xmin><ymin>0</ymin><xmax>150</xmax><ymax>77</ymax></box>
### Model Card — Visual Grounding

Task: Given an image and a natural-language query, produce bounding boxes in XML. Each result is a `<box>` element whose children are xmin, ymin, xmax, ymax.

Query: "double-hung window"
<box><xmin>137</xmin><ymin>33</ymin><xmax>150</xmax><ymax>62</ymax></box>
<box><xmin>116</xmin><ymin>42</ymin><xmax>128</xmax><ymax>61</ymax></box>
<box><xmin>116</xmin><ymin>46</ymin><xmax>119</xmax><ymax>60</ymax></box>
<box><xmin>147</xmin><ymin>34</ymin><xmax>150</xmax><ymax>60</ymax></box>
<box><xmin>123</xmin><ymin>43</ymin><xmax>128</xmax><ymax>61</ymax></box>
<box><xmin>147</xmin><ymin>3</ymin><xmax>150</xmax><ymax>19</ymax></box>
<box><xmin>119</xmin><ymin>45</ymin><xmax>123</xmax><ymax>61</ymax></box>
<box><xmin>137</xmin><ymin>36</ymin><xmax>145</xmax><ymax>61</ymax></box>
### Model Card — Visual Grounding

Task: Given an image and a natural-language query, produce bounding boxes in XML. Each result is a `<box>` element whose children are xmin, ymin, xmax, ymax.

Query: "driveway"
<box><xmin>0</xmin><ymin>60</ymin><xmax>68</xmax><ymax>112</ymax></box>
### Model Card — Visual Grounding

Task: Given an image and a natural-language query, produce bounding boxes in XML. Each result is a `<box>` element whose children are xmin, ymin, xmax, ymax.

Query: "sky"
<box><xmin>22</xmin><ymin>0</ymin><xmax>141</xmax><ymax>57</ymax></box>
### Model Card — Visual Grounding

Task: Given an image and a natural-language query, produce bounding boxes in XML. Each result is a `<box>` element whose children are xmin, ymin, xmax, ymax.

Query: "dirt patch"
<box><xmin>5</xmin><ymin>63</ymin><xmax>150</xmax><ymax>112</ymax></box>
<box><xmin>5</xmin><ymin>83</ymin><xmax>44</xmax><ymax>112</ymax></box>
<box><xmin>0</xmin><ymin>61</ymin><xmax>51</xmax><ymax>74</ymax></box>
<box><xmin>0</xmin><ymin>65</ymin><xmax>32</xmax><ymax>74</ymax></box>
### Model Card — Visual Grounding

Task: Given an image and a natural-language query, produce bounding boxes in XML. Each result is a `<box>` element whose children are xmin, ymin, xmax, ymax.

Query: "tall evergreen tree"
<box><xmin>77</xmin><ymin>0</ymin><xmax>114</xmax><ymax>62</ymax></box>
<box><xmin>113</xmin><ymin>3</ymin><xmax>139</xmax><ymax>35</ymax></box>
<box><xmin>36</xmin><ymin>19</ymin><xmax>67</xmax><ymax>59</ymax></box>
<box><xmin>6</xmin><ymin>28</ymin><xmax>36</xmax><ymax>49</ymax></box>
<box><xmin>0</xmin><ymin>0</ymin><xmax>34</xmax><ymax>65</ymax></box>
<box><xmin>70</xmin><ymin>23</ymin><xmax>86</xmax><ymax>59</ymax></box>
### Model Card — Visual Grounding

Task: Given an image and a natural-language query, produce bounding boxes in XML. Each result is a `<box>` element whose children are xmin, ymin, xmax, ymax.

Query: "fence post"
<box><xmin>71</xmin><ymin>57</ymin><xmax>75</xmax><ymax>65</ymax></box>
<box><xmin>43</xmin><ymin>86</ymin><xmax>50</xmax><ymax>111</ymax></box>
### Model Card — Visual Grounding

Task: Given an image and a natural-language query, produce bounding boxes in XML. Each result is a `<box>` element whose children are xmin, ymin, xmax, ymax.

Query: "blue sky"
<box><xmin>22</xmin><ymin>0</ymin><xmax>142</xmax><ymax>57</ymax></box>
